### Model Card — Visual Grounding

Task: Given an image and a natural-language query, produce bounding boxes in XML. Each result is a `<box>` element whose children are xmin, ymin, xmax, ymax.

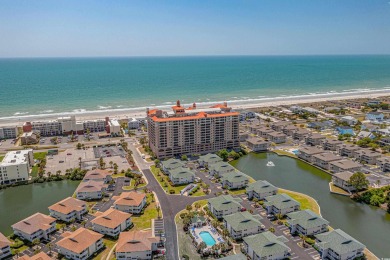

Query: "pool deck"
<box><xmin>191</xmin><ymin>225</ymin><xmax>224</xmax><ymax>247</ymax></box>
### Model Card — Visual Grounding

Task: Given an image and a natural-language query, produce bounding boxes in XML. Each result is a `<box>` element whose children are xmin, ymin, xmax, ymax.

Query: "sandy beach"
<box><xmin>1</xmin><ymin>88</ymin><xmax>389</xmax><ymax>127</ymax></box>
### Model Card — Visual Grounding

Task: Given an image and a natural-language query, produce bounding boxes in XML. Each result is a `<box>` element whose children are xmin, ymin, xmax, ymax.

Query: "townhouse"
<box><xmin>332</xmin><ymin>171</ymin><xmax>356</xmax><ymax>192</ymax></box>
<box><xmin>83</xmin><ymin>169</ymin><xmax>113</xmax><ymax>183</ymax></box>
<box><xmin>329</xmin><ymin>160</ymin><xmax>361</xmax><ymax>173</ymax></box>
<box><xmin>116</xmin><ymin>230</ymin><xmax>164</xmax><ymax>260</ymax></box>
<box><xmin>322</xmin><ymin>139</ymin><xmax>343</xmax><ymax>151</ymax></box>
<box><xmin>112</xmin><ymin>191</ymin><xmax>147</xmax><ymax>214</ymax></box>
<box><xmin>198</xmin><ymin>153</ymin><xmax>222</xmax><ymax>168</ymax></box>
<box><xmin>169</xmin><ymin>167</ymin><xmax>195</xmax><ymax>185</ymax></box>
<box><xmin>91</xmin><ymin>208</ymin><xmax>132</xmax><ymax>237</ymax></box>
<box><xmin>286</xmin><ymin>210</ymin><xmax>329</xmax><ymax>236</ymax></box>
<box><xmin>292</xmin><ymin>128</ymin><xmax>311</xmax><ymax>141</ymax></box>
<box><xmin>161</xmin><ymin>158</ymin><xmax>185</xmax><ymax>175</ymax></box>
<box><xmin>208</xmin><ymin>195</ymin><xmax>243</xmax><ymax>219</ymax></box>
<box><xmin>0</xmin><ymin>232</ymin><xmax>11</xmax><ymax>260</ymax></box>
<box><xmin>224</xmin><ymin>211</ymin><xmax>264</xmax><ymax>240</ymax></box>
<box><xmin>312</xmin><ymin>153</ymin><xmax>342</xmax><ymax>170</ymax></box>
<box><xmin>353</xmin><ymin>149</ymin><xmax>381</xmax><ymax>165</ymax></box>
<box><xmin>48</xmin><ymin>197</ymin><xmax>87</xmax><ymax>222</ymax></box>
<box><xmin>282</xmin><ymin>125</ymin><xmax>299</xmax><ymax>136</ymax></box>
<box><xmin>264</xmin><ymin>194</ymin><xmax>300</xmax><ymax>216</ymax></box>
<box><xmin>267</xmin><ymin>131</ymin><xmax>287</xmax><ymax>144</ymax></box>
<box><xmin>75</xmin><ymin>180</ymin><xmax>108</xmax><ymax>200</ymax></box>
<box><xmin>337</xmin><ymin>143</ymin><xmax>360</xmax><ymax>158</ymax></box>
<box><xmin>297</xmin><ymin>146</ymin><xmax>324</xmax><ymax>163</ymax></box>
<box><xmin>220</xmin><ymin>171</ymin><xmax>249</xmax><ymax>190</ymax></box>
<box><xmin>246</xmin><ymin>180</ymin><xmax>278</xmax><ymax>200</ymax></box>
<box><xmin>12</xmin><ymin>213</ymin><xmax>56</xmax><ymax>242</ymax></box>
<box><xmin>56</xmin><ymin>228</ymin><xmax>104</xmax><ymax>260</ymax></box>
<box><xmin>246</xmin><ymin>137</ymin><xmax>269</xmax><ymax>152</ymax></box>
<box><xmin>243</xmin><ymin>232</ymin><xmax>291</xmax><ymax>260</ymax></box>
<box><xmin>270</xmin><ymin>121</ymin><xmax>291</xmax><ymax>132</ymax></box>
<box><xmin>256</xmin><ymin>127</ymin><xmax>274</xmax><ymax>139</ymax></box>
<box><xmin>305</xmin><ymin>133</ymin><xmax>326</xmax><ymax>146</ymax></box>
<box><xmin>18</xmin><ymin>252</ymin><xmax>52</xmax><ymax>260</ymax></box>
<box><xmin>376</xmin><ymin>157</ymin><xmax>390</xmax><ymax>172</ymax></box>
<box><xmin>315</xmin><ymin>229</ymin><xmax>365</xmax><ymax>260</ymax></box>
<box><xmin>209</xmin><ymin>161</ymin><xmax>236</xmax><ymax>177</ymax></box>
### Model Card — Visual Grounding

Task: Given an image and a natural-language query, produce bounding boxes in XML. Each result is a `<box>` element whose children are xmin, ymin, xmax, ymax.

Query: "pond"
<box><xmin>231</xmin><ymin>152</ymin><xmax>390</xmax><ymax>258</ymax></box>
<box><xmin>0</xmin><ymin>180</ymin><xmax>80</xmax><ymax>235</ymax></box>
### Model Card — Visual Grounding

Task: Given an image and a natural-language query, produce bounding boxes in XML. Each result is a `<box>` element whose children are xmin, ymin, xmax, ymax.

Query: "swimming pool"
<box><xmin>199</xmin><ymin>231</ymin><xmax>216</xmax><ymax>246</ymax></box>
<box><xmin>292</xmin><ymin>149</ymin><xmax>299</xmax><ymax>155</ymax></box>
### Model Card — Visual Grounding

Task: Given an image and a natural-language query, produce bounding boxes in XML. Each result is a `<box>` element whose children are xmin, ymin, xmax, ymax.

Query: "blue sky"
<box><xmin>1</xmin><ymin>0</ymin><xmax>390</xmax><ymax>57</ymax></box>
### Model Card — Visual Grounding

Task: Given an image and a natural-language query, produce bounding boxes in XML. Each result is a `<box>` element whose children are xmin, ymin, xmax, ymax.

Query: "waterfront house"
<box><xmin>376</xmin><ymin>157</ymin><xmax>390</xmax><ymax>172</ymax></box>
<box><xmin>336</xmin><ymin>126</ymin><xmax>355</xmax><ymax>136</ymax></box>
<box><xmin>315</xmin><ymin>229</ymin><xmax>365</xmax><ymax>260</ymax></box>
<box><xmin>353</xmin><ymin>149</ymin><xmax>381</xmax><ymax>165</ymax></box>
<box><xmin>267</xmin><ymin>131</ymin><xmax>287</xmax><ymax>144</ymax></box>
<box><xmin>298</xmin><ymin>146</ymin><xmax>324</xmax><ymax>163</ymax></box>
<box><xmin>329</xmin><ymin>160</ymin><xmax>361</xmax><ymax>173</ymax></box>
<box><xmin>12</xmin><ymin>213</ymin><xmax>56</xmax><ymax>242</ymax></box>
<box><xmin>246</xmin><ymin>180</ymin><xmax>278</xmax><ymax>200</ymax></box>
<box><xmin>161</xmin><ymin>158</ymin><xmax>185</xmax><ymax>175</ymax></box>
<box><xmin>169</xmin><ymin>167</ymin><xmax>195</xmax><ymax>185</ymax></box>
<box><xmin>286</xmin><ymin>210</ymin><xmax>329</xmax><ymax>236</ymax></box>
<box><xmin>282</xmin><ymin>125</ymin><xmax>299</xmax><ymax>136</ymax></box>
<box><xmin>243</xmin><ymin>232</ymin><xmax>291</xmax><ymax>260</ymax></box>
<box><xmin>289</xmin><ymin>105</ymin><xmax>303</xmax><ymax>114</ymax></box>
<box><xmin>257</xmin><ymin>127</ymin><xmax>274</xmax><ymax>139</ymax></box>
<box><xmin>246</xmin><ymin>137</ymin><xmax>269</xmax><ymax>152</ymax></box>
<box><xmin>340</xmin><ymin>116</ymin><xmax>358</xmax><ymax>125</ymax></box>
<box><xmin>209</xmin><ymin>161</ymin><xmax>236</xmax><ymax>177</ymax></box>
<box><xmin>264</xmin><ymin>194</ymin><xmax>300</xmax><ymax>216</ymax></box>
<box><xmin>83</xmin><ymin>169</ymin><xmax>113</xmax><ymax>184</ymax></box>
<box><xmin>366</xmin><ymin>112</ymin><xmax>384</xmax><ymax>122</ymax></box>
<box><xmin>239</xmin><ymin>130</ymin><xmax>249</xmax><ymax>142</ymax></box>
<box><xmin>270</xmin><ymin>121</ymin><xmax>291</xmax><ymax>132</ymax></box>
<box><xmin>18</xmin><ymin>252</ymin><xmax>52</xmax><ymax>260</ymax></box>
<box><xmin>0</xmin><ymin>232</ymin><xmax>11</xmax><ymax>260</ymax></box>
<box><xmin>305</xmin><ymin>133</ymin><xmax>326</xmax><ymax>146</ymax></box>
<box><xmin>220</xmin><ymin>171</ymin><xmax>249</xmax><ymax>190</ymax></box>
<box><xmin>91</xmin><ymin>208</ymin><xmax>132</xmax><ymax>238</ymax></box>
<box><xmin>208</xmin><ymin>195</ymin><xmax>243</xmax><ymax>219</ymax></box>
<box><xmin>239</xmin><ymin>110</ymin><xmax>256</xmax><ymax>121</ymax></box>
<box><xmin>336</xmin><ymin>143</ymin><xmax>360</xmax><ymax>158</ymax></box>
<box><xmin>56</xmin><ymin>227</ymin><xmax>104</xmax><ymax>260</ymax></box>
<box><xmin>198</xmin><ymin>153</ymin><xmax>222</xmax><ymax>168</ymax></box>
<box><xmin>332</xmin><ymin>171</ymin><xmax>356</xmax><ymax>192</ymax></box>
<box><xmin>292</xmin><ymin>128</ymin><xmax>311</xmax><ymax>141</ymax></box>
<box><xmin>75</xmin><ymin>180</ymin><xmax>108</xmax><ymax>200</ymax></box>
<box><xmin>312</xmin><ymin>153</ymin><xmax>342</xmax><ymax>170</ymax></box>
<box><xmin>224</xmin><ymin>211</ymin><xmax>264</xmax><ymax>240</ymax></box>
<box><xmin>48</xmin><ymin>197</ymin><xmax>87</xmax><ymax>223</ymax></box>
<box><xmin>112</xmin><ymin>191</ymin><xmax>147</xmax><ymax>214</ymax></box>
<box><xmin>322</xmin><ymin>139</ymin><xmax>343</xmax><ymax>151</ymax></box>
<box><xmin>116</xmin><ymin>230</ymin><xmax>164</xmax><ymax>260</ymax></box>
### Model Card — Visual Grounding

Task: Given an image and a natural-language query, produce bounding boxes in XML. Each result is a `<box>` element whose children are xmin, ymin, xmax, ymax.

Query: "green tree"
<box><xmin>348</xmin><ymin>172</ymin><xmax>369</xmax><ymax>191</ymax></box>
<box><xmin>32</xmin><ymin>238</ymin><xmax>40</xmax><ymax>251</ymax></box>
<box><xmin>217</xmin><ymin>149</ymin><xmax>229</xmax><ymax>161</ymax></box>
<box><xmin>181</xmin><ymin>154</ymin><xmax>188</xmax><ymax>161</ymax></box>
<box><xmin>76</xmin><ymin>142</ymin><xmax>82</xmax><ymax>149</ymax></box>
<box><xmin>186</xmin><ymin>204</ymin><xmax>193</xmax><ymax>212</ymax></box>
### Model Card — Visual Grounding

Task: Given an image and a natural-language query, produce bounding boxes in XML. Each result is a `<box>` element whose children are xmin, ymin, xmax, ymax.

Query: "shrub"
<box><xmin>169</xmin><ymin>189</ymin><xmax>175</xmax><ymax>194</ymax></box>
<box><xmin>10</xmin><ymin>239</ymin><xmax>24</xmax><ymax>249</ymax></box>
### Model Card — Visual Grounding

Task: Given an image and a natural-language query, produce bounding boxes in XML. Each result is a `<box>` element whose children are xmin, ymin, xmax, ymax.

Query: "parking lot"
<box><xmin>45</xmin><ymin>148</ymin><xmax>95</xmax><ymax>174</ymax></box>
<box><xmin>93</xmin><ymin>145</ymin><xmax>126</xmax><ymax>158</ymax></box>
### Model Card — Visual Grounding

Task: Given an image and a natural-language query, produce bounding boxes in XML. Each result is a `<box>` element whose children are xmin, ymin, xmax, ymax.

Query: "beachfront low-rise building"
<box><xmin>20</xmin><ymin>132</ymin><xmax>39</xmax><ymax>145</ymax></box>
<box><xmin>366</xmin><ymin>112</ymin><xmax>384</xmax><ymax>122</ymax></box>
<box><xmin>83</xmin><ymin>169</ymin><xmax>113</xmax><ymax>183</ymax></box>
<box><xmin>337</xmin><ymin>143</ymin><xmax>360</xmax><ymax>158</ymax></box>
<box><xmin>128</xmin><ymin>118</ymin><xmax>141</xmax><ymax>129</ymax></box>
<box><xmin>332</xmin><ymin>171</ymin><xmax>356</xmax><ymax>192</ymax></box>
<box><xmin>169</xmin><ymin>167</ymin><xmax>195</xmax><ymax>185</ymax></box>
<box><xmin>161</xmin><ymin>158</ymin><xmax>185</xmax><ymax>175</ymax></box>
<box><xmin>56</xmin><ymin>227</ymin><xmax>104</xmax><ymax>260</ymax></box>
<box><xmin>106</xmin><ymin>118</ymin><xmax>122</xmax><ymax>136</ymax></box>
<box><xmin>48</xmin><ymin>197</ymin><xmax>87</xmax><ymax>222</ymax></box>
<box><xmin>264</xmin><ymin>194</ymin><xmax>300</xmax><ymax>216</ymax></box>
<box><xmin>243</xmin><ymin>232</ymin><xmax>291</xmax><ymax>260</ymax></box>
<box><xmin>329</xmin><ymin>159</ymin><xmax>361</xmax><ymax>173</ymax></box>
<box><xmin>312</xmin><ymin>153</ymin><xmax>342</xmax><ymax>171</ymax></box>
<box><xmin>297</xmin><ymin>146</ymin><xmax>324</xmax><ymax>163</ymax></box>
<box><xmin>18</xmin><ymin>252</ymin><xmax>52</xmax><ymax>260</ymax></box>
<box><xmin>224</xmin><ymin>211</ymin><xmax>264</xmax><ymax>240</ymax></box>
<box><xmin>209</xmin><ymin>161</ymin><xmax>236</xmax><ymax>177</ymax></box>
<box><xmin>246</xmin><ymin>180</ymin><xmax>278</xmax><ymax>200</ymax></box>
<box><xmin>246</xmin><ymin>137</ymin><xmax>269</xmax><ymax>152</ymax></box>
<box><xmin>75</xmin><ymin>180</ymin><xmax>108</xmax><ymax>200</ymax></box>
<box><xmin>376</xmin><ymin>157</ymin><xmax>390</xmax><ymax>172</ymax></box>
<box><xmin>267</xmin><ymin>131</ymin><xmax>287</xmax><ymax>144</ymax></box>
<box><xmin>0</xmin><ymin>126</ymin><xmax>18</xmax><ymax>140</ymax></box>
<box><xmin>0</xmin><ymin>149</ymin><xmax>34</xmax><ymax>185</ymax></box>
<box><xmin>286</xmin><ymin>210</ymin><xmax>329</xmax><ymax>236</ymax></box>
<box><xmin>91</xmin><ymin>208</ymin><xmax>132</xmax><ymax>238</ymax></box>
<box><xmin>0</xmin><ymin>232</ymin><xmax>11</xmax><ymax>260</ymax></box>
<box><xmin>116</xmin><ymin>230</ymin><xmax>164</xmax><ymax>260</ymax></box>
<box><xmin>292</xmin><ymin>128</ymin><xmax>311</xmax><ymax>141</ymax></box>
<box><xmin>12</xmin><ymin>213</ymin><xmax>56</xmax><ymax>242</ymax></box>
<box><xmin>208</xmin><ymin>195</ymin><xmax>243</xmax><ymax>219</ymax></box>
<box><xmin>322</xmin><ymin>139</ymin><xmax>343</xmax><ymax>151</ymax></box>
<box><xmin>305</xmin><ymin>133</ymin><xmax>326</xmax><ymax>146</ymax></box>
<box><xmin>353</xmin><ymin>149</ymin><xmax>381</xmax><ymax>165</ymax></box>
<box><xmin>112</xmin><ymin>191</ymin><xmax>147</xmax><ymax>214</ymax></box>
<box><xmin>315</xmin><ymin>229</ymin><xmax>365</xmax><ymax>260</ymax></box>
<box><xmin>220</xmin><ymin>171</ymin><xmax>249</xmax><ymax>190</ymax></box>
<box><xmin>198</xmin><ymin>153</ymin><xmax>223</xmax><ymax>168</ymax></box>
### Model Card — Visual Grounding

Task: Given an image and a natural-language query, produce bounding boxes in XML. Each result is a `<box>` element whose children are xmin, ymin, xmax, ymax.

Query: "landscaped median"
<box><xmin>150</xmin><ymin>165</ymin><xmax>207</xmax><ymax>196</ymax></box>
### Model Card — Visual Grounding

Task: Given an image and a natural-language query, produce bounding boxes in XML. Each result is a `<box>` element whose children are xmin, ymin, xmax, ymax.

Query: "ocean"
<box><xmin>0</xmin><ymin>55</ymin><xmax>390</xmax><ymax>120</ymax></box>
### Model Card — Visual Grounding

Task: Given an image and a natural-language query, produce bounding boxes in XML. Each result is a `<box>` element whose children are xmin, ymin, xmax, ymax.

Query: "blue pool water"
<box><xmin>292</xmin><ymin>149</ymin><xmax>299</xmax><ymax>155</ymax></box>
<box><xmin>199</xmin><ymin>231</ymin><xmax>216</xmax><ymax>246</ymax></box>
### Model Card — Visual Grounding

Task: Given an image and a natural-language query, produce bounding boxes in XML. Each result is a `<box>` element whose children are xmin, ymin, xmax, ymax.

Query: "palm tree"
<box><xmin>197</xmin><ymin>241</ymin><xmax>207</xmax><ymax>253</ymax></box>
<box><xmin>109</xmin><ymin>161</ymin><xmax>114</xmax><ymax>169</ymax></box>
<box><xmin>81</xmin><ymin>220</ymin><xmax>87</xmax><ymax>228</ymax></box>
<box><xmin>151</xmin><ymin>193</ymin><xmax>155</xmax><ymax>202</ymax></box>
<box><xmin>156</xmin><ymin>205</ymin><xmax>161</xmax><ymax>219</ymax></box>
<box><xmin>194</xmin><ymin>202</ymin><xmax>201</xmax><ymax>212</ymax></box>
<box><xmin>186</xmin><ymin>204</ymin><xmax>193</xmax><ymax>212</ymax></box>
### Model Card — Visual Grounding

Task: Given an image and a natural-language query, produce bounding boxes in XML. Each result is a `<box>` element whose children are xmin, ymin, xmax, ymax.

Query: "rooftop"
<box><xmin>264</xmin><ymin>194</ymin><xmax>300</xmax><ymax>210</ymax></box>
<box><xmin>112</xmin><ymin>191</ymin><xmax>146</xmax><ymax>207</ymax></box>
<box><xmin>18</xmin><ymin>252</ymin><xmax>52</xmax><ymax>260</ymax></box>
<box><xmin>315</xmin><ymin>229</ymin><xmax>365</xmax><ymax>255</ymax></box>
<box><xmin>56</xmin><ymin>227</ymin><xmax>103</xmax><ymax>254</ymax></box>
<box><xmin>329</xmin><ymin>160</ymin><xmax>361</xmax><ymax>170</ymax></box>
<box><xmin>286</xmin><ymin>210</ymin><xmax>329</xmax><ymax>230</ymax></box>
<box><xmin>169</xmin><ymin>167</ymin><xmax>195</xmax><ymax>179</ymax></box>
<box><xmin>161</xmin><ymin>158</ymin><xmax>185</xmax><ymax>170</ymax></box>
<box><xmin>0</xmin><ymin>149</ymin><xmax>32</xmax><ymax>166</ymax></box>
<box><xmin>299</xmin><ymin>146</ymin><xmax>324</xmax><ymax>155</ymax></box>
<box><xmin>12</xmin><ymin>213</ymin><xmax>56</xmax><ymax>235</ymax></box>
<box><xmin>333</xmin><ymin>171</ymin><xmax>354</xmax><ymax>182</ymax></box>
<box><xmin>246</xmin><ymin>180</ymin><xmax>278</xmax><ymax>194</ymax></box>
<box><xmin>198</xmin><ymin>153</ymin><xmax>223</xmax><ymax>164</ymax></box>
<box><xmin>209</xmin><ymin>161</ymin><xmax>236</xmax><ymax>173</ymax></box>
<box><xmin>0</xmin><ymin>232</ymin><xmax>10</xmax><ymax>249</ymax></box>
<box><xmin>116</xmin><ymin>229</ymin><xmax>160</xmax><ymax>253</ymax></box>
<box><xmin>76</xmin><ymin>180</ymin><xmax>108</xmax><ymax>193</ymax></box>
<box><xmin>208</xmin><ymin>195</ymin><xmax>242</xmax><ymax>211</ymax></box>
<box><xmin>91</xmin><ymin>208</ymin><xmax>131</xmax><ymax>229</ymax></box>
<box><xmin>220</xmin><ymin>171</ymin><xmax>249</xmax><ymax>183</ymax></box>
<box><xmin>84</xmin><ymin>169</ymin><xmax>113</xmax><ymax>180</ymax></box>
<box><xmin>243</xmin><ymin>232</ymin><xmax>290</xmax><ymax>257</ymax></box>
<box><xmin>48</xmin><ymin>197</ymin><xmax>86</xmax><ymax>215</ymax></box>
<box><xmin>312</xmin><ymin>153</ymin><xmax>341</xmax><ymax>162</ymax></box>
<box><xmin>224</xmin><ymin>211</ymin><xmax>263</xmax><ymax>231</ymax></box>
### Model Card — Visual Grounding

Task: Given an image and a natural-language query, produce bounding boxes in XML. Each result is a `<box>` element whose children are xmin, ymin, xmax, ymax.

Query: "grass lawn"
<box><xmin>95</xmin><ymin>237</ymin><xmax>116</xmax><ymax>260</ymax></box>
<box><xmin>273</xmin><ymin>149</ymin><xmax>298</xmax><ymax>158</ymax></box>
<box><xmin>33</xmin><ymin>151</ymin><xmax>47</xmax><ymax>161</ymax></box>
<box><xmin>111</xmin><ymin>173</ymin><xmax>125</xmax><ymax>178</ymax></box>
<box><xmin>0</xmin><ymin>155</ymin><xmax>4</xmax><ymax>162</ymax></box>
<box><xmin>132</xmin><ymin>193</ymin><xmax>159</xmax><ymax>230</ymax></box>
<box><xmin>329</xmin><ymin>183</ymin><xmax>350</xmax><ymax>195</ymax></box>
<box><xmin>279</xmin><ymin>189</ymin><xmax>320</xmax><ymax>214</ymax></box>
<box><xmin>122</xmin><ymin>178</ymin><xmax>147</xmax><ymax>191</ymax></box>
<box><xmin>31</xmin><ymin>165</ymin><xmax>39</xmax><ymax>178</ymax></box>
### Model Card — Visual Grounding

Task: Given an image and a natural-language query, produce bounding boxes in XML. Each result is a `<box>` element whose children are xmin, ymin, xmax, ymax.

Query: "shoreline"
<box><xmin>1</xmin><ymin>88</ymin><xmax>389</xmax><ymax>126</ymax></box>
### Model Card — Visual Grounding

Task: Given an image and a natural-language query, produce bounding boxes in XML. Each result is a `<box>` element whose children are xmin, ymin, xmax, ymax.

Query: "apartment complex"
<box><xmin>147</xmin><ymin>101</ymin><xmax>240</xmax><ymax>158</ymax></box>
<box><xmin>0</xmin><ymin>126</ymin><xmax>18</xmax><ymax>139</ymax></box>
<box><xmin>0</xmin><ymin>149</ymin><xmax>33</xmax><ymax>185</ymax></box>
<box><xmin>12</xmin><ymin>213</ymin><xmax>56</xmax><ymax>242</ymax></box>
<box><xmin>48</xmin><ymin>197</ymin><xmax>87</xmax><ymax>223</ymax></box>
